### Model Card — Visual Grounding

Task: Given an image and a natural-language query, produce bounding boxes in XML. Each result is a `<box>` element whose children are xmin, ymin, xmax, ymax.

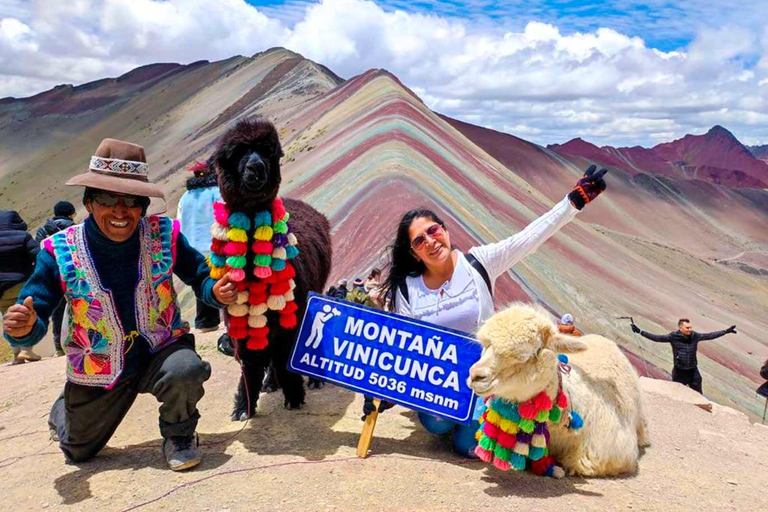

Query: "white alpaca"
<box><xmin>468</xmin><ymin>303</ymin><xmax>650</xmax><ymax>477</ymax></box>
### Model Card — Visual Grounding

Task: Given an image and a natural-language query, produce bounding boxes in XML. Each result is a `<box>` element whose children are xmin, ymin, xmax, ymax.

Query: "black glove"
<box><xmin>726</xmin><ymin>325</ymin><xmax>737</xmax><ymax>334</ymax></box>
<box><xmin>361</xmin><ymin>396</ymin><xmax>394</xmax><ymax>420</ymax></box>
<box><xmin>631</xmin><ymin>323</ymin><xmax>641</xmax><ymax>334</ymax></box>
<box><xmin>568</xmin><ymin>165</ymin><xmax>608</xmax><ymax>210</ymax></box>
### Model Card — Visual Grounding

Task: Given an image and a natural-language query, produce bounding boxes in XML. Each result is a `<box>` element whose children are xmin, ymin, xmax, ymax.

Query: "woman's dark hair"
<box><xmin>381</xmin><ymin>208</ymin><xmax>446</xmax><ymax>311</ymax></box>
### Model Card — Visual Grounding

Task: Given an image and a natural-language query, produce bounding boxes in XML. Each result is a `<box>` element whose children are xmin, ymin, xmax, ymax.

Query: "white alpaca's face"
<box><xmin>467</xmin><ymin>304</ymin><xmax>588</xmax><ymax>402</ymax></box>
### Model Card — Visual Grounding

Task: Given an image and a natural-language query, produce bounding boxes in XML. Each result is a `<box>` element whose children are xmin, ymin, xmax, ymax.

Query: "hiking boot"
<box><xmin>198</xmin><ymin>325</ymin><xmax>219</xmax><ymax>334</ymax></box>
<box><xmin>162</xmin><ymin>433</ymin><xmax>201</xmax><ymax>471</ymax></box>
<box><xmin>217</xmin><ymin>333</ymin><xmax>234</xmax><ymax>357</ymax></box>
<box><xmin>17</xmin><ymin>348</ymin><xmax>41</xmax><ymax>362</ymax></box>
<box><xmin>54</xmin><ymin>349</ymin><xmax>65</xmax><ymax>358</ymax></box>
<box><xmin>10</xmin><ymin>357</ymin><xmax>25</xmax><ymax>365</ymax></box>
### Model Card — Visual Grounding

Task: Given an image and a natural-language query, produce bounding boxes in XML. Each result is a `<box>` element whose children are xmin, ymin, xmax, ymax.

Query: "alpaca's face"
<box><xmin>214</xmin><ymin>118</ymin><xmax>284</xmax><ymax>210</ymax></box>
<box><xmin>468</xmin><ymin>304</ymin><xmax>587</xmax><ymax>402</ymax></box>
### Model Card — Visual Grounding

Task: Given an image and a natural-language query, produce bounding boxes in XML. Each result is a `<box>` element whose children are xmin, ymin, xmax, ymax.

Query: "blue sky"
<box><xmin>1</xmin><ymin>0</ymin><xmax>766</xmax><ymax>146</ymax></box>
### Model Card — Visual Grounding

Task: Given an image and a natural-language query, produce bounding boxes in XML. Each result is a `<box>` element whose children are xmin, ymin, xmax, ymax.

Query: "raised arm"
<box><xmin>632</xmin><ymin>323</ymin><xmax>674</xmax><ymax>343</ymax></box>
<box><xmin>698</xmin><ymin>326</ymin><xmax>736</xmax><ymax>341</ymax></box>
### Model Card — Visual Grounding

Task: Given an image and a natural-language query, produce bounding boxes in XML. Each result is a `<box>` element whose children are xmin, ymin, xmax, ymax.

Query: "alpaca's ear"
<box><xmin>546</xmin><ymin>332</ymin><xmax>588</xmax><ymax>353</ymax></box>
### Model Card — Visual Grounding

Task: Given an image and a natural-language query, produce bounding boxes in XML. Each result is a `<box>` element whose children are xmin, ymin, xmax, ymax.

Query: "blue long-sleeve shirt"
<box><xmin>5</xmin><ymin>216</ymin><xmax>221</xmax><ymax>378</ymax></box>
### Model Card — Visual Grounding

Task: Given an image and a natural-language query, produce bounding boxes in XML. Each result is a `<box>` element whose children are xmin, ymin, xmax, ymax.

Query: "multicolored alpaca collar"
<box><xmin>209</xmin><ymin>198</ymin><xmax>299</xmax><ymax>351</ymax></box>
<box><xmin>475</xmin><ymin>355</ymin><xmax>583</xmax><ymax>477</ymax></box>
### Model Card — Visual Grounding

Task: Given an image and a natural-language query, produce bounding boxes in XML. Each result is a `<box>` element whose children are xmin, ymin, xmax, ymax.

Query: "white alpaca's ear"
<box><xmin>546</xmin><ymin>332</ymin><xmax>588</xmax><ymax>353</ymax></box>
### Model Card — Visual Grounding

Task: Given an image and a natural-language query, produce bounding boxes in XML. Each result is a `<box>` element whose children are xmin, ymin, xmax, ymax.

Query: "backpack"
<box><xmin>397</xmin><ymin>253</ymin><xmax>491</xmax><ymax>305</ymax></box>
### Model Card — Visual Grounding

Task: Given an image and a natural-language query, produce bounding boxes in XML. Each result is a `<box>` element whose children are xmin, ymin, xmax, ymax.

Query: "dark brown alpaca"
<box><xmin>213</xmin><ymin>117</ymin><xmax>332</xmax><ymax>420</ymax></box>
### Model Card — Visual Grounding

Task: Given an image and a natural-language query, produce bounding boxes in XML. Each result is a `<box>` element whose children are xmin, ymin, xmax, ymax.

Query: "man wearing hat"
<box><xmin>35</xmin><ymin>200</ymin><xmax>78</xmax><ymax>357</ymax></box>
<box><xmin>3</xmin><ymin>139</ymin><xmax>238</xmax><ymax>471</ymax></box>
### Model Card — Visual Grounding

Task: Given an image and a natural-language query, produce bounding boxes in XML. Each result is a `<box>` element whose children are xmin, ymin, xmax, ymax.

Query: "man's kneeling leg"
<box><xmin>49</xmin><ymin>381</ymin><xmax>138</xmax><ymax>463</ymax></box>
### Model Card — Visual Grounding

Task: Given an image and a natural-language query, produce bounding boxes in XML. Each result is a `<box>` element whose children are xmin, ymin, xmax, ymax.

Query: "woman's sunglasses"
<box><xmin>411</xmin><ymin>224</ymin><xmax>444</xmax><ymax>250</ymax></box>
<box><xmin>92</xmin><ymin>192</ymin><xmax>145</xmax><ymax>209</ymax></box>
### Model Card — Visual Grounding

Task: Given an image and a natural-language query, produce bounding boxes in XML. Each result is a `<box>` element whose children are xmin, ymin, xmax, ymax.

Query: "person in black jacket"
<box><xmin>35</xmin><ymin>201</ymin><xmax>77</xmax><ymax>357</ymax></box>
<box><xmin>631</xmin><ymin>318</ymin><xmax>736</xmax><ymax>393</ymax></box>
<box><xmin>0</xmin><ymin>210</ymin><xmax>41</xmax><ymax>364</ymax></box>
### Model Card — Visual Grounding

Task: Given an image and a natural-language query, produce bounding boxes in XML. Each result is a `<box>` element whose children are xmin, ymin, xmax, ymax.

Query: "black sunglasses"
<box><xmin>411</xmin><ymin>224</ymin><xmax>443</xmax><ymax>250</ymax></box>
<box><xmin>91</xmin><ymin>192</ymin><xmax>145</xmax><ymax>209</ymax></box>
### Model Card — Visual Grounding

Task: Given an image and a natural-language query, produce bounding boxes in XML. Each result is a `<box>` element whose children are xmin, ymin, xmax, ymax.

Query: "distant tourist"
<box><xmin>364</xmin><ymin>165</ymin><xmax>608</xmax><ymax>458</ymax></box>
<box><xmin>2</xmin><ymin>138</ymin><xmax>235</xmax><ymax>470</ymax></box>
<box><xmin>333</xmin><ymin>279</ymin><xmax>349</xmax><ymax>300</ymax></box>
<box><xmin>631</xmin><ymin>318</ymin><xmax>736</xmax><ymax>394</ymax></box>
<box><xmin>346</xmin><ymin>277</ymin><xmax>376</xmax><ymax>307</ymax></box>
<box><xmin>0</xmin><ymin>210</ymin><xmax>41</xmax><ymax>364</ymax></box>
<box><xmin>365</xmin><ymin>267</ymin><xmax>384</xmax><ymax>307</ymax></box>
<box><xmin>557</xmin><ymin>313</ymin><xmax>582</xmax><ymax>336</ymax></box>
<box><xmin>35</xmin><ymin>200</ymin><xmax>77</xmax><ymax>357</ymax></box>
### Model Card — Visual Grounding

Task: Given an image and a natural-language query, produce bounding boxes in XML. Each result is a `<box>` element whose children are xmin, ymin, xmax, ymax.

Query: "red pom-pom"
<box><xmin>496</xmin><ymin>430</ymin><xmax>516</xmax><ymax>449</ymax></box>
<box><xmin>229</xmin><ymin>327</ymin><xmax>248</xmax><ymax>340</ymax></box>
<box><xmin>279</xmin><ymin>314</ymin><xmax>297</xmax><ymax>329</ymax></box>
<box><xmin>534</xmin><ymin>392</ymin><xmax>552</xmax><ymax>411</ymax></box>
<box><xmin>246</xmin><ymin>337</ymin><xmax>268</xmax><ymax>351</ymax></box>
<box><xmin>518</xmin><ymin>401</ymin><xmax>537</xmax><ymax>420</ymax></box>
<box><xmin>270</xmin><ymin>281</ymin><xmax>291</xmax><ymax>295</ymax></box>
<box><xmin>224</xmin><ymin>241</ymin><xmax>248</xmax><ymax>255</ymax></box>
<box><xmin>235</xmin><ymin>281</ymin><xmax>249</xmax><ymax>292</ymax></box>
<box><xmin>482</xmin><ymin>421</ymin><xmax>498</xmax><ymax>438</ymax></box>
<box><xmin>252</xmin><ymin>240</ymin><xmax>274</xmax><ymax>254</ymax></box>
<box><xmin>272</xmin><ymin>198</ymin><xmax>286</xmax><ymax>220</ymax></box>
<box><xmin>249</xmin><ymin>281</ymin><xmax>269</xmax><ymax>294</ymax></box>
<box><xmin>211</xmin><ymin>239</ymin><xmax>227</xmax><ymax>254</ymax></box>
<box><xmin>248</xmin><ymin>292</ymin><xmax>269</xmax><ymax>305</ymax></box>
<box><xmin>283</xmin><ymin>301</ymin><xmax>298</xmax><ymax>314</ymax></box>
<box><xmin>249</xmin><ymin>326</ymin><xmax>270</xmax><ymax>338</ymax></box>
<box><xmin>557</xmin><ymin>391</ymin><xmax>568</xmax><ymax>409</ymax></box>
<box><xmin>228</xmin><ymin>316</ymin><xmax>248</xmax><ymax>328</ymax></box>
<box><xmin>530</xmin><ymin>455</ymin><xmax>554</xmax><ymax>476</ymax></box>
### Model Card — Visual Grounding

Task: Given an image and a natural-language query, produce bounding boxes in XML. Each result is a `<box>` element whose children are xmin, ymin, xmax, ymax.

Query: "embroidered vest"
<box><xmin>44</xmin><ymin>216</ymin><xmax>189</xmax><ymax>387</ymax></box>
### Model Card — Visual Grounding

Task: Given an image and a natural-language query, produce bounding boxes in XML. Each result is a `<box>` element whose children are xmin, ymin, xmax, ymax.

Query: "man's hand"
<box><xmin>213</xmin><ymin>273</ymin><xmax>237</xmax><ymax>305</ymax></box>
<box><xmin>631</xmin><ymin>323</ymin><xmax>641</xmax><ymax>334</ymax></box>
<box><xmin>2</xmin><ymin>297</ymin><xmax>37</xmax><ymax>338</ymax></box>
<box><xmin>726</xmin><ymin>325</ymin><xmax>737</xmax><ymax>334</ymax></box>
<box><xmin>361</xmin><ymin>396</ymin><xmax>395</xmax><ymax>421</ymax></box>
<box><xmin>568</xmin><ymin>165</ymin><xmax>608</xmax><ymax>210</ymax></box>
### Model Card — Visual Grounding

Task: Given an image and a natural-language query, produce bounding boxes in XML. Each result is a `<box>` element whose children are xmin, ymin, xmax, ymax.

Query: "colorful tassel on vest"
<box><xmin>474</xmin><ymin>355</ymin><xmax>582</xmax><ymax>477</ymax></box>
<box><xmin>210</xmin><ymin>199</ymin><xmax>299</xmax><ymax>351</ymax></box>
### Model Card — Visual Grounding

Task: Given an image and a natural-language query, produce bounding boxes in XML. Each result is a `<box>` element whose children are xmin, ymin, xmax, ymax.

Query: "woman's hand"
<box><xmin>3</xmin><ymin>297</ymin><xmax>37</xmax><ymax>338</ymax></box>
<box><xmin>568</xmin><ymin>165</ymin><xmax>608</xmax><ymax>210</ymax></box>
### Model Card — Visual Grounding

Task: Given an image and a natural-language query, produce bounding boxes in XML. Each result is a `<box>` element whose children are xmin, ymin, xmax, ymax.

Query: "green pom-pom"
<box><xmin>529</xmin><ymin>446</ymin><xmax>546</xmax><ymax>461</ymax></box>
<box><xmin>519</xmin><ymin>419</ymin><xmax>535</xmax><ymax>433</ymax></box>
<box><xmin>535</xmin><ymin>410</ymin><xmax>549</xmax><ymax>423</ymax></box>
<box><xmin>478</xmin><ymin>435</ymin><xmax>496</xmax><ymax>451</ymax></box>
<box><xmin>549</xmin><ymin>406</ymin><xmax>562</xmax><ymax>423</ymax></box>
<box><xmin>254</xmin><ymin>254</ymin><xmax>272</xmax><ymax>267</ymax></box>
<box><xmin>493</xmin><ymin>445</ymin><xmax>511</xmax><ymax>461</ymax></box>
<box><xmin>273</xmin><ymin>220</ymin><xmax>288</xmax><ymax>234</ymax></box>
<box><xmin>510</xmin><ymin>452</ymin><xmax>527</xmax><ymax>471</ymax></box>
<box><xmin>226</xmin><ymin>256</ymin><xmax>247</xmax><ymax>268</ymax></box>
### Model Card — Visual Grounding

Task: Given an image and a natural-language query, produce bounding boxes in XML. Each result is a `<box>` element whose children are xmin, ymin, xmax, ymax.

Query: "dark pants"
<box><xmin>672</xmin><ymin>367</ymin><xmax>702</xmax><ymax>394</ymax></box>
<box><xmin>51</xmin><ymin>299</ymin><xmax>66</xmax><ymax>351</ymax></box>
<box><xmin>195</xmin><ymin>298</ymin><xmax>220</xmax><ymax>329</ymax></box>
<box><xmin>48</xmin><ymin>336</ymin><xmax>211</xmax><ymax>463</ymax></box>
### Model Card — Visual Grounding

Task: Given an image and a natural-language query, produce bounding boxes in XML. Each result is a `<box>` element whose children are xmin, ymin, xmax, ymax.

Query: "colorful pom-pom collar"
<box><xmin>475</xmin><ymin>354</ymin><xmax>583</xmax><ymax>477</ymax></box>
<box><xmin>210</xmin><ymin>198</ymin><xmax>300</xmax><ymax>351</ymax></box>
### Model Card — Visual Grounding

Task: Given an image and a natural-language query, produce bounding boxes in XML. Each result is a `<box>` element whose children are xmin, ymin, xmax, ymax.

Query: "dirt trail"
<box><xmin>1</xmin><ymin>329</ymin><xmax>766</xmax><ymax>511</ymax></box>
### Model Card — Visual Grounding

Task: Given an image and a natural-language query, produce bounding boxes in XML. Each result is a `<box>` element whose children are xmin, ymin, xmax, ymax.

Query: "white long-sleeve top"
<box><xmin>395</xmin><ymin>196</ymin><xmax>579</xmax><ymax>334</ymax></box>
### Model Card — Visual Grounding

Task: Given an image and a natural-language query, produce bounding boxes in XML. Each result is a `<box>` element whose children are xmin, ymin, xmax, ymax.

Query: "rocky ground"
<box><xmin>1</xmin><ymin>328</ymin><xmax>766</xmax><ymax>512</ymax></box>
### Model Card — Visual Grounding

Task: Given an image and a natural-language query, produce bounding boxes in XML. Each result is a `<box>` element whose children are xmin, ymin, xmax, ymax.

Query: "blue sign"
<box><xmin>290</xmin><ymin>293</ymin><xmax>482</xmax><ymax>423</ymax></box>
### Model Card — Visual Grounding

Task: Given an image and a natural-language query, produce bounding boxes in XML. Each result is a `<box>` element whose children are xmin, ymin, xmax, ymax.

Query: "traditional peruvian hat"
<box><xmin>66</xmin><ymin>138</ymin><xmax>165</xmax><ymax>199</ymax></box>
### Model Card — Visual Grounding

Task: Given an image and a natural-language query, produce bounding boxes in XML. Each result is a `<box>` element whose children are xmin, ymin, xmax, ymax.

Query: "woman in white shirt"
<box><xmin>363</xmin><ymin>165</ymin><xmax>608</xmax><ymax>457</ymax></box>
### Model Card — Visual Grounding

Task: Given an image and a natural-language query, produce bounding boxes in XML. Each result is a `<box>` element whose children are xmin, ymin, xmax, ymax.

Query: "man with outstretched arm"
<box><xmin>631</xmin><ymin>318</ymin><xmax>736</xmax><ymax>393</ymax></box>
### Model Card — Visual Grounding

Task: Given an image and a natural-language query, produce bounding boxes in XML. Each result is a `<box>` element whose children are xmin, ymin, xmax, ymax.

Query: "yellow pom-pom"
<box><xmin>272</xmin><ymin>247</ymin><xmax>287</xmax><ymax>260</ymax></box>
<box><xmin>211</xmin><ymin>224</ymin><xmax>229</xmax><ymax>241</ymax></box>
<box><xmin>267</xmin><ymin>294</ymin><xmax>286</xmax><ymax>311</ymax></box>
<box><xmin>248</xmin><ymin>314</ymin><xmax>268</xmax><ymax>328</ymax></box>
<box><xmin>249</xmin><ymin>304</ymin><xmax>268</xmax><ymax>316</ymax></box>
<box><xmin>255</xmin><ymin>226</ymin><xmax>274</xmax><ymax>241</ymax></box>
<box><xmin>499</xmin><ymin>419</ymin><xmax>518</xmax><ymax>434</ymax></box>
<box><xmin>210</xmin><ymin>267</ymin><xmax>226</xmax><ymax>280</ymax></box>
<box><xmin>235</xmin><ymin>291</ymin><xmax>249</xmax><ymax>305</ymax></box>
<box><xmin>486</xmin><ymin>409</ymin><xmax>501</xmax><ymax>425</ymax></box>
<box><xmin>227</xmin><ymin>304</ymin><xmax>249</xmax><ymax>317</ymax></box>
<box><xmin>227</xmin><ymin>228</ymin><xmax>248</xmax><ymax>243</ymax></box>
<box><xmin>475</xmin><ymin>430</ymin><xmax>482</xmax><ymax>441</ymax></box>
<box><xmin>287</xmin><ymin>233</ymin><xmax>298</xmax><ymax>245</ymax></box>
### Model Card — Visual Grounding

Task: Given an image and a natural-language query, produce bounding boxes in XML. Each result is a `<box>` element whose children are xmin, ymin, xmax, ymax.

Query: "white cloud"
<box><xmin>0</xmin><ymin>0</ymin><xmax>766</xmax><ymax>146</ymax></box>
